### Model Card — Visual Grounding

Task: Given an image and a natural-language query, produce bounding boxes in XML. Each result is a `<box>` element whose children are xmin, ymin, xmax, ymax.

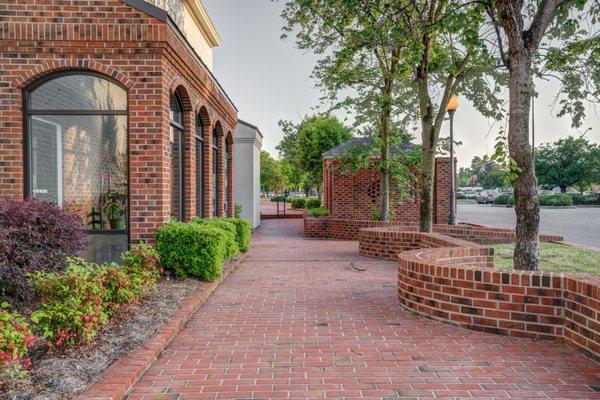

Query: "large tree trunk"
<box><xmin>380</xmin><ymin>107</ymin><xmax>391</xmax><ymax>221</ymax></box>
<box><xmin>419</xmin><ymin>135</ymin><xmax>436</xmax><ymax>232</ymax></box>
<box><xmin>508</xmin><ymin>52</ymin><xmax>540</xmax><ymax>270</ymax></box>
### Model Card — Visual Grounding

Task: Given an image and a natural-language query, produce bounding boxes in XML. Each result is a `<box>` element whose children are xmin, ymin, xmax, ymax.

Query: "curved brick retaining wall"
<box><xmin>355</xmin><ymin>225</ymin><xmax>597</xmax><ymax>359</ymax></box>
<box><xmin>397</xmin><ymin>245</ymin><xmax>600</xmax><ymax>360</ymax></box>
<box><xmin>305</xmin><ymin>216</ymin><xmax>563</xmax><ymax>243</ymax></box>
<box><xmin>358</xmin><ymin>225</ymin><xmax>563</xmax><ymax>260</ymax></box>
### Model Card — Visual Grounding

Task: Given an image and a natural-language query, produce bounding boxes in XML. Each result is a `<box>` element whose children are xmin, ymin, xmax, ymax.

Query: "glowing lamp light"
<box><xmin>446</xmin><ymin>95</ymin><xmax>459</xmax><ymax>112</ymax></box>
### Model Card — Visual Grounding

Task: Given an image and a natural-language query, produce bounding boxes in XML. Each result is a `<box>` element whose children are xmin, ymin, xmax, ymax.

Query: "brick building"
<box><xmin>322</xmin><ymin>137</ymin><xmax>452</xmax><ymax>225</ymax></box>
<box><xmin>0</xmin><ymin>0</ymin><xmax>238</xmax><ymax>262</ymax></box>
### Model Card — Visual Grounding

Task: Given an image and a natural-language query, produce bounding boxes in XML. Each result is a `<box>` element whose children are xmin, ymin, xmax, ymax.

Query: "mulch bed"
<box><xmin>1</xmin><ymin>261</ymin><xmax>236</xmax><ymax>400</ymax></box>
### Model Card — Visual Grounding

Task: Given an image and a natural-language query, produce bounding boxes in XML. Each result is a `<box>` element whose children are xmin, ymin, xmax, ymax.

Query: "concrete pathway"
<box><xmin>128</xmin><ymin>219</ymin><xmax>600</xmax><ymax>399</ymax></box>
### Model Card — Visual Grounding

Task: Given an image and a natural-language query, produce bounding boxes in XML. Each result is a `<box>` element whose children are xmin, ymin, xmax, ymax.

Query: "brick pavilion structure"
<box><xmin>0</xmin><ymin>0</ymin><xmax>237</xmax><ymax>262</ymax></box>
<box><xmin>321</xmin><ymin>137</ymin><xmax>453</xmax><ymax>225</ymax></box>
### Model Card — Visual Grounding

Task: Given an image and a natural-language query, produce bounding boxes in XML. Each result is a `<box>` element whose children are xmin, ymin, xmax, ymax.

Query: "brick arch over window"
<box><xmin>14</xmin><ymin>59</ymin><xmax>134</xmax><ymax>90</ymax></box>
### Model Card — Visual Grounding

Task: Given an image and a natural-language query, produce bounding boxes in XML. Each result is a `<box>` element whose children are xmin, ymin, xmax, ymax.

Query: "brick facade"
<box><xmin>323</xmin><ymin>157</ymin><xmax>452</xmax><ymax>225</ymax></box>
<box><xmin>0</xmin><ymin>1</ymin><xmax>237</xmax><ymax>246</ymax></box>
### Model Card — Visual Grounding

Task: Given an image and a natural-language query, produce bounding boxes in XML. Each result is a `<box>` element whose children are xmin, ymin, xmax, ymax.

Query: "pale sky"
<box><xmin>203</xmin><ymin>0</ymin><xmax>600</xmax><ymax>168</ymax></box>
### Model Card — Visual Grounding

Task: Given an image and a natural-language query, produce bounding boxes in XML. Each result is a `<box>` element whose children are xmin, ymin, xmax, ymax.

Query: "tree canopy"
<box><xmin>536</xmin><ymin>136</ymin><xmax>600</xmax><ymax>193</ymax></box>
<box><xmin>260</xmin><ymin>151</ymin><xmax>287</xmax><ymax>193</ymax></box>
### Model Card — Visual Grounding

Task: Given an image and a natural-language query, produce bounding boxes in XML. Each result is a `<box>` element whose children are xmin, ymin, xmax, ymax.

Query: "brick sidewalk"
<box><xmin>127</xmin><ymin>219</ymin><xmax>600</xmax><ymax>399</ymax></box>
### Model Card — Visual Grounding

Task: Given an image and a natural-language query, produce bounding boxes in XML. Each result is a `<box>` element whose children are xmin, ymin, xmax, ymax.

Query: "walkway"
<box><xmin>128</xmin><ymin>219</ymin><xmax>600</xmax><ymax>399</ymax></box>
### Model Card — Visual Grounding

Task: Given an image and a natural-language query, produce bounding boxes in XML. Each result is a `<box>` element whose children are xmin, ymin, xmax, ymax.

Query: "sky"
<box><xmin>203</xmin><ymin>0</ymin><xmax>600</xmax><ymax>168</ymax></box>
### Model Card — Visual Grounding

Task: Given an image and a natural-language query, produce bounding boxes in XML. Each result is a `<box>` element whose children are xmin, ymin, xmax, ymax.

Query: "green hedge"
<box><xmin>493</xmin><ymin>194</ymin><xmax>514</xmax><ymax>205</ymax></box>
<box><xmin>270</xmin><ymin>196</ymin><xmax>288</xmax><ymax>202</ymax></box>
<box><xmin>539</xmin><ymin>194</ymin><xmax>573</xmax><ymax>206</ymax></box>
<box><xmin>306</xmin><ymin>198</ymin><xmax>321</xmax><ymax>209</ymax></box>
<box><xmin>570</xmin><ymin>194</ymin><xmax>600</xmax><ymax>205</ymax></box>
<box><xmin>154</xmin><ymin>221</ymin><xmax>226</xmax><ymax>280</ymax></box>
<box><xmin>291</xmin><ymin>198</ymin><xmax>306</xmax><ymax>209</ymax></box>
<box><xmin>201</xmin><ymin>217</ymin><xmax>251</xmax><ymax>253</ymax></box>
<box><xmin>309</xmin><ymin>207</ymin><xmax>330</xmax><ymax>217</ymax></box>
<box><xmin>193</xmin><ymin>218</ymin><xmax>239</xmax><ymax>259</ymax></box>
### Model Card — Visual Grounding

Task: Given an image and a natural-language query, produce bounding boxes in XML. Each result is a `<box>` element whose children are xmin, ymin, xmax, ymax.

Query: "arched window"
<box><xmin>212</xmin><ymin>128</ymin><xmax>219</xmax><ymax>217</ymax></box>
<box><xmin>170</xmin><ymin>92</ymin><xmax>184</xmax><ymax>221</ymax></box>
<box><xmin>195</xmin><ymin>115</ymin><xmax>205</xmax><ymax>218</ymax></box>
<box><xmin>24</xmin><ymin>71</ymin><xmax>128</xmax><ymax>263</ymax></box>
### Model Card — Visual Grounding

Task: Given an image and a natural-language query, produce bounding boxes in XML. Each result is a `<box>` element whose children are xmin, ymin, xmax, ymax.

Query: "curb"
<box><xmin>74</xmin><ymin>253</ymin><xmax>248</xmax><ymax>400</ymax></box>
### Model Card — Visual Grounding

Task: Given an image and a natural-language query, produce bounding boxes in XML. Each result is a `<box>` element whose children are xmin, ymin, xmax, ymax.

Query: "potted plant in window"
<box><xmin>102</xmin><ymin>184</ymin><xmax>127</xmax><ymax>230</ymax></box>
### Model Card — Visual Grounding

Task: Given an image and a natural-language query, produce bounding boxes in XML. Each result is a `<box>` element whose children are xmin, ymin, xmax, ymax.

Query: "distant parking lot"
<box><xmin>458</xmin><ymin>202</ymin><xmax>600</xmax><ymax>248</ymax></box>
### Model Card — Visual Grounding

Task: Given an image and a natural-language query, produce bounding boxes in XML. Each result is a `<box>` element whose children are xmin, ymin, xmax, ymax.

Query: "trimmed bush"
<box><xmin>0</xmin><ymin>198</ymin><xmax>87</xmax><ymax>306</ymax></box>
<box><xmin>309</xmin><ymin>207</ymin><xmax>330</xmax><ymax>217</ymax></box>
<box><xmin>154</xmin><ymin>221</ymin><xmax>226</xmax><ymax>280</ymax></box>
<box><xmin>291</xmin><ymin>198</ymin><xmax>307</xmax><ymax>209</ymax></box>
<box><xmin>192</xmin><ymin>218</ymin><xmax>239</xmax><ymax>259</ymax></box>
<box><xmin>570</xmin><ymin>194</ymin><xmax>599</xmax><ymax>205</ymax></box>
<box><xmin>270</xmin><ymin>196</ymin><xmax>288</xmax><ymax>202</ymax></box>
<box><xmin>222</xmin><ymin>218</ymin><xmax>251</xmax><ymax>253</ymax></box>
<box><xmin>306</xmin><ymin>198</ymin><xmax>321</xmax><ymax>209</ymax></box>
<box><xmin>539</xmin><ymin>194</ymin><xmax>573</xmax><ymax>206</ymax></box>
<box><xmin>0</xmin><ymin>303</ymin><xmax>35</xmax><ymax>372</ymax></box>
<box><xmin>493</xmin><ymin>194</ymin><xmax>514</xmax><ymax>205</ymax></box>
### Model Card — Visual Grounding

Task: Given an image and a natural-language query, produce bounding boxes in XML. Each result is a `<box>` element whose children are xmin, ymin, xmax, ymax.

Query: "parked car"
<box><xmin>476</xmin><ymin>190</ymin><xmax>501</xmax><ymax>204</ymax></box>
<box><xmin>464</xmin><ymin>190</ymin><xmax>479</xmax><ymax>199</ymax></box>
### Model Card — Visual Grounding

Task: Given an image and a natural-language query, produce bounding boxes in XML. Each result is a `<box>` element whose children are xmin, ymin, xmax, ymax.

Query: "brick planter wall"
<box><xmin>303</xmin><ymin>216</ymin><xmax>416</xmax><ymax>240</ymax></box>
<box><xmin>377</xmin><ymin>234</ymin><xmax>600</xmax><ymax>360</ymax></box>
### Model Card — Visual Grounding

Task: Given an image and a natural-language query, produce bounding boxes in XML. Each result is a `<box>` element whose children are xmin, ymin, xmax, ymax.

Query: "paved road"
<box><xmin>128</xmin><ymin>218</ymin><xmax>600</xmax><ymax>399</ymax></box>
<box><xmin>458</xmin><ymin>203</ymin><xmax>600</xmax><ymax>248</ymax></box>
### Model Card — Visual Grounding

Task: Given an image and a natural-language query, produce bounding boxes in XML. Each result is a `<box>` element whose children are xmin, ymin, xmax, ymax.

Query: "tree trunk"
<box><xmin>419</xmin><ymin>138</ymin><xmax>435</xmax><ymax>232</ymax></box>
<box><xmin>508</xmin><ymin>52</ymin><xmax>540</xmax><ymax>270</ymax></box>
<box><xmin>380</xmin><ymin>109</ymin><xmax>391</xmax><ymax>221</ymax></box>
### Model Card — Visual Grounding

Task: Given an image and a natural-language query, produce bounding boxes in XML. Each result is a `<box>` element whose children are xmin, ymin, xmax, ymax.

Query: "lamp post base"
<box><xmin>448</xmin><ymin>215</ymin><xmax>457</xmax><ymax>226</ymax></box>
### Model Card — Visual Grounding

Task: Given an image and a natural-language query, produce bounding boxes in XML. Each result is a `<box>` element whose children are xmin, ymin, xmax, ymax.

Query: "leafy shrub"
<box><xmin>493</xmin><ymin>194</ymin><xmax>514</xmax><ymax>205</ymax></box>
<box><xmin>306</xmin><ymin>198</ymin><xmax>321</xmax><ymax>209</ymax></box>
<box><xmin>234</xmin><ymin>204</ymin><xmax>242</xmax><ymax>218</ymax></box>
<box><xmin>220</xmin><ymin>218</ymin><xmax>251</xmax><ymax>253</ymax></box>
<box><xmin>371</xmin><ymin>207</ymin><xmax>382</xmax><ymax>221</ymax></box>
<box><xmin>309</xmin><ymin>207</ymin><xmax>330</xmax><ymax>217</ymax></box>
<box><xmin>0</xmin><ymin>303</ymin><xmax>35</xmax><ymax>372</ymax></box>
<box><xmin>193</xmin><ymin>219</ymin><xmax>239</xmax><ymax>259</ymax></box>
<box><xmin>539</xmin><ymin>194</ymin><xmax>573</xmax><ymax>206</ymax></box>
<box><xmin>0</xmin><ymin>198</ymin><xmax>86</xmax><ymax>305</ymax></box>
<box><xmin>122</xmin><ymin>242</ymin><xmax>161</xmax><ymax>296</ymax></box>
<box><xmin>270</xmin><ymin>196</ymin><xmax>288</xmax><ymax>202</ymax></box>
<box><xmin>30</xmin><ymin>260</ymin><xmax>108</xmax><ymax>348</ymax></box>
<box><xmin>154</xmin><ymin>221</ymin><xmax>226</xmax><ymax>280</ymax></box>
<box><xmin>570</xmin><ymin>194</ymin><xmax>599</xmax><ymax>205</ymax></box>
<box><xmin>291</xmin><ymin>198</ymin><xmax>307</xmax><ymax>209</ymax></box>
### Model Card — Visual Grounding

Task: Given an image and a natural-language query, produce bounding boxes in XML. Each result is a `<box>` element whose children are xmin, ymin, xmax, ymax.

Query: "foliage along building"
<box><xmin>321</xmin><ymin>137</ymin><xmax>452</xmax><ymax>225</ymax></box>
<box><xmin>0</xmin><ymin>0</ymin><xmax>238</xmax><ymax>263</ymax></box>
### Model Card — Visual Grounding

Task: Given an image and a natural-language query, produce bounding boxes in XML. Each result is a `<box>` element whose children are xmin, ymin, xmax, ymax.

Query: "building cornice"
<box><xmin>187</xmin><ymin>0</ymin><xmax>221</xmax><ymax>47</ymax></box>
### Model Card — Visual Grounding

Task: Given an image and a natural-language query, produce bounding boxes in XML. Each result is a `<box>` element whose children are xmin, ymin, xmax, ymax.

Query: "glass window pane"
<box><xmin>170</xmin><ymin>95</ymin><xmax>183</xmax><ymax>126</ymax></box>
<box><xmin>171</xmin><ymin>125</ymin><xmax>183</xmax><ymax>220</ymax></box>
<box><xmin>196</xmin><ymin>115</ymin><xmax>204</xmax><ymax>139</ymax></box>
<box><xmin>213</xmin><ymin>146</ymin><xmax>218</xmax><ymax>217</ymax></box>
<box><xmin>196</xmin><ymin>138</ymin><xmax>204</xmax><ymax>217</ymax></box>
<box><xmin>30</xmin><ymin>114</ymin><xmax>128</xmax><ymax>230</ymax></box>
<box><xmin>30</xmin><ymin>74</ymin><xmax>127</xmax><ymax>111</ymax></box>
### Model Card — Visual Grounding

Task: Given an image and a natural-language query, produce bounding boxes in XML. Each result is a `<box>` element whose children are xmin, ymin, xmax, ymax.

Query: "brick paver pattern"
<box><xmin>128</xmin><ymin>219</ymin><xmax>600</xmax><ymax>399</ymax></box>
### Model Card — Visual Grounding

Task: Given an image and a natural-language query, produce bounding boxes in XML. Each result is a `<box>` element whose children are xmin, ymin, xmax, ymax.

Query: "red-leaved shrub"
<box><xmin>0</xmin><ymin>197</ymin><xmax>86</xmax><ymax>306</ymax></box>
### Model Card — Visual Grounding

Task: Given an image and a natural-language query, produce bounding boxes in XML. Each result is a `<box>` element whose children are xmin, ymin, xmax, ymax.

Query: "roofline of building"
<box><xmin>188</xmin><ymin>0</ymin><xmax>221</xmax><ymax>47</ymax></box>
<box><xmin>121</xmin><ymin>0</ymin><xmax>237</xmax><ymax>112</ymax></box>
<box><xmin>238</xmin><ymin>119</ymin><xmax>264</xmax><ymax>138</ymax></box>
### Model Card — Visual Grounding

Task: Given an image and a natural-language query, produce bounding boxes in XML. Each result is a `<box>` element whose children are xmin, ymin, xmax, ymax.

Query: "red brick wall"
<box><xmin>323</xmin><ymin>157</ymin><xmax>452</xmax><ymax>225</ymax></box>
<box><xmin>0</xmin><ymin>0</ymin><xmax>237</xmax><ymax>242</ymax></box>
<box><xmin>354</xmin><ymin>229</ymin><xmax>600</xmax><ymax>360</ymax></box>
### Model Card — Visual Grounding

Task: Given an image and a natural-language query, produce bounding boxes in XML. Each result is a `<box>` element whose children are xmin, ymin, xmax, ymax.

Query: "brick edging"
<box><xmin>75</xmin><ymin>253</ymin><xmax>248</xmax><ymax>400</ymax></box>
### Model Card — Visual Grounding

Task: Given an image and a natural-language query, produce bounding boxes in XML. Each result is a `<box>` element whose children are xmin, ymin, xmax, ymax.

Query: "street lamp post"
<box><xmin>446</xmin><ymin>95</ymin><xmax>459</xmax><ymax>225</ymax></box>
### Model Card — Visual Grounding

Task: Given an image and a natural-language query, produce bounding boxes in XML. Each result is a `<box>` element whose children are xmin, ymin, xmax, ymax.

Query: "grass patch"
<box><xmin>492</xmin><ymin>243</ymin><xmax>600</xmax><ymax>275</ymax></box>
